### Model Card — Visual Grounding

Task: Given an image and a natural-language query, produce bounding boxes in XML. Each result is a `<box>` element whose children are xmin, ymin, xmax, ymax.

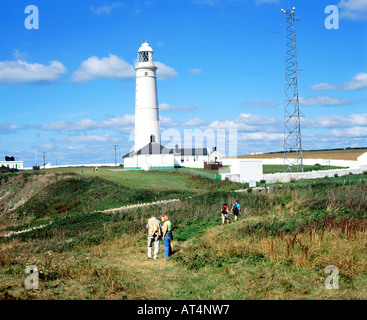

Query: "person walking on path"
<box><xmin>161</xmin><ymin>215</ymin><xmax>173</xmax><ymax>258</ymax></box>
<box><xmin>231</xmin><ymin>199</ymin><xmax>241</xmax><ymax>222</ymax></box>
<box><xmin>146</xmin><ymin>214</ymin><xmax>162</xmax><ymax>259</ymax></box>
<box><xmin>221</xmin><ymin>203</ymin><xmax>230</xmax><ymax>225</ymax></box>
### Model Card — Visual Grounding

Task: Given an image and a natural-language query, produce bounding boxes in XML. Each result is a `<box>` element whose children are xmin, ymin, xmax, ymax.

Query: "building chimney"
<box><xmin>150</xmin><ymin>135</ymin><xmax>155</xmax><ymax>143</ymax></box>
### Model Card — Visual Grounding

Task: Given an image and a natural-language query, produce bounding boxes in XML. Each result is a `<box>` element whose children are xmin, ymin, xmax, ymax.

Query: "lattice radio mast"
<box><xmin>281</xmin><ymin>6</ymin><xmax>303</xmax><ymax>173</ymax></box>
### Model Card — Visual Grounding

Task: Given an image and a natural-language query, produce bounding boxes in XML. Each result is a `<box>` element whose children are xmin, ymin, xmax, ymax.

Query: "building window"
<box><xmin>145</xmin><ymin>72</ymin><xmax>148</xmax><ymax>76</ymax></box>
<box><xmin>181</xmin><ymin>157</ymin><xmax>184</xmax><ymax>163</ymax></box>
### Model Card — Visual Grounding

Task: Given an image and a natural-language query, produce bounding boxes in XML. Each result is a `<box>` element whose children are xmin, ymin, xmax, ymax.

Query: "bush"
<box><xmin>0</xmin><ymin>165</ymin><xmax>18</xmax><ymax>173</ymax></box>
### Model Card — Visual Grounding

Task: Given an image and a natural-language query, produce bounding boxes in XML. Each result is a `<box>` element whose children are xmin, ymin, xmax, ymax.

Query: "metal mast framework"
<box><xmin>282</xmin><ymin>7</ymin><xmax>303</xmax><ymax>173</ymax></box>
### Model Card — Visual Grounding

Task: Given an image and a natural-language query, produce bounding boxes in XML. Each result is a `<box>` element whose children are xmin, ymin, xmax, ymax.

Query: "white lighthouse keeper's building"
<box><xmin>134</xmin><ymin>41</ymin><xmax>160</xmax><ymax>152</ymax></box>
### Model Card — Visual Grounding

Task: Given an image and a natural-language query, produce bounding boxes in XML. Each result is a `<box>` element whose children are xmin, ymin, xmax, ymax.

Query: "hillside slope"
<box><xmin>1</xmin><ymin>171</ymin><xmax>367</xmax><ymax>300</ymax></box>
<box><xmin>0</xmin><ymin>173</ymin><xmax>191</xmax><ymax>232</ymax></box>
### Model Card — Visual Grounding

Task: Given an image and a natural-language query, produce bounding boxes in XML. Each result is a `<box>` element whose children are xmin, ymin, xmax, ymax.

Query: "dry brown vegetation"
<box><xmin>230</xmin><ymin>148</ymin><xmax>367</xmax><ymax>161</ymax></box>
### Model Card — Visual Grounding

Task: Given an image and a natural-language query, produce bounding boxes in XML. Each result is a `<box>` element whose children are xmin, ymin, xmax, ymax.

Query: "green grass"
<box><xmin>86</xmin><ymin>169</ymin><xmax>194</xmax><ymax>190</ymax></box>
<box><xmin>41</xmin><ymin>166</ymin><xmax>237</xmax><ymax>191</ymax></box>
<box><xmin>9</xmin><ymin>175</ymin><xmax>190</xmax><ymax>221</ymax></box>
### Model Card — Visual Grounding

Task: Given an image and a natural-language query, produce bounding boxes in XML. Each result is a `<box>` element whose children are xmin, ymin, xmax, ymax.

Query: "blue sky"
<box><xmin>1</xmin><ymin>0</ymin><xmax>367</xmax><ymax>166</ymax></box>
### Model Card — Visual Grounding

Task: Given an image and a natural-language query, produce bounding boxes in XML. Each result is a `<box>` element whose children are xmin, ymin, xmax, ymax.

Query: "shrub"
<box><xmin>0</xmin><ymin>165</ymin><xmax>18</xmax><ymax>173</ymax></box>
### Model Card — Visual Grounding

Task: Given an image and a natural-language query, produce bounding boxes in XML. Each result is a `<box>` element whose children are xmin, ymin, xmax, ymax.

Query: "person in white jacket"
<box><xmin>146</xmin><ymin>214</ymin><xmax>162</xmax><ymax>259</ymax></box>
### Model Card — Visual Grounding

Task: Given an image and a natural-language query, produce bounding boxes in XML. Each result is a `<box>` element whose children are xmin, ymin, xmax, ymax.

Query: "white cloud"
<box><xmin>208</xmin><ymin>119</ymin><xmax>258</xmax><ymax>131</ymax></box>
<box><xmin>238</xmin><ymin>132</ymin><xmax>283</xmax><ymax>142</ymax></box>
<box><xmin>192</xmin><ymin>0</ymin><xmax>279</xmax><ymax>5</ymax></box>
<box><xmin>338</xmin><ymin>0</ymin><xmax>367</xmax><ymax>20</ymax></box>
<box><xmin>183</xmin><ymin>118</ymin><xmax>208</xmax><ymax>127</ymax></box>
<box><xmin>303</xmin><ymin>113</ymin><xmax>367</xmax><ymax>129</ymax></box>
<box><xmin>72</xmin><ymin>56</ymin><xmax>178</xmax><ymax>82</ymax></box>
<box><xmin>155</xmin><ymin>62</ymin><xmax>178</xmax><ymax>80</ymax></box>
<box><xmin>159</xmin><ymin>116</ymin><xmax>207</xmax><ymax>128</ymax></box>
<box><xmin>208</xmin><ymin>113</ymin><xmax>279</xmax><ymax>132</ymax></box>
<box><xmin>192</xmin><ymin>0</ymin><xmax>219</xmax><ymax>5</ymax></box>
<box><xmin>159</xmin><ymin>116</ymin><xmax>181</xmax><ymax>128</ymax></box>
<box><xmin>209</xmin><ymin>113</ymin><xmax>280</xmax><ymax>132</ymax></box>
<box><xmin>0</xmin><ymin>123</ymin><xmax>24</xmax><ymax>134</ymax></box>
<box><xmin>311</xmin><ymin>72</ymin><xmax>367</xmax><ymax>91</ymax></box>
<box><xmin>299</xmin><ymin>96</ymin><xmax>355</xmax><ymax>106</ymax></box>
<box><xmin>331</xmin><ymin>127</ymin><xmax>367</xmax><ymax>138</ymax></box>
<box><xmin>90</xmin><ymin>3</ymin><xmax>124</xmax><ymax>15</ymax></box>
<box><xmin>71</xmin><ymin>54</ymin><xmax>135</xmax><ymax>82</ymax></box>
<box><xmin>55</xmin><ymin>135</ymin><xmax>113</xmax><ymax>144</ymax></box>
<box><xmin>41</xmin><ymin>115</ymin><xmax>135</xmax><ymax>132</ymax></box>
<box><xmin>243</xmin><ymin>100</ymin><xmax>278</xmax><ymax>107</ymax></box>
<box><xmin>190</xmin><ymin>68</ymin><xmax>202</xmax><ymax>75</ymax></box>
<box><xmin>255</xmin><ymin>0</ymin><xmax>279</xmax><ymax>4</ymax></box>
<box><xmin>159</xmin><ymin>103</ymin><xmax>198</xmax><ymax>113</ymax></box>
<box><xmin>0</xmin><ymin>60</ymin><xmax>66</xmax><ymax>85</ymax></box>
<box><xmin>0</xmin><ymin>123</ymin><xmax>23</xmax><ymax>130</ymax></box>
<box><xmin>238</xmin><ymin>113</ymin><xmax>278</xmax><ymax>125</ymax></box>
<box><xmin>12</xmin><ymin>50</ymin><xmax>30</xmax><ymax>61</ymax></box>
<box><xmin>40</xmin><ymin>144</ymin><xmax>54</xmax><ymax>150</ymax></box>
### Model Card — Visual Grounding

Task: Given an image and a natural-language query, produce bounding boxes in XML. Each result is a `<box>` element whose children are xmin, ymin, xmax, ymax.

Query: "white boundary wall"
<box><xmin>264</xmin><ymin>167</ymin><xmax>367</xmax><ymax>184</ymax></box>
<box><xmin>23</xmin><ymin>163</ymin><xmax>119</xmax><ymax>170</ymax></box>
<box><xmin>258</xmin><ymin>158</ymin><xmax>360</xmax><ymax>169</ymax></box>
<box><xmin>222</xmin><ymin>154</ymin><xmax>367</xmax><ymax>184</ymax></box>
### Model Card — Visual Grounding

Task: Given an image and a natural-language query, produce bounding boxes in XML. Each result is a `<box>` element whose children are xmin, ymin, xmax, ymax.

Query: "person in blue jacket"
<box><xmin>231</xmin><ymin>199</ymin><xmax>241</xmax><ymax>222</ymax></box>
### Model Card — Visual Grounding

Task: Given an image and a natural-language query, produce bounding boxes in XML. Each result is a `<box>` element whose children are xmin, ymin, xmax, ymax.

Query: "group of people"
<box><xmin>146</xmin><ymin>214</ymin><xmax>173</xmax><ymax>260</ymax></box>
<box><xmin>220</xmin><ymin>199</ymin><xmax>241</xmax><ymax>225</ymax></box>
<box><xmin>145</xmin><ymin>199</ymin><xmax>241</xmax><ymax>260</ymax></box>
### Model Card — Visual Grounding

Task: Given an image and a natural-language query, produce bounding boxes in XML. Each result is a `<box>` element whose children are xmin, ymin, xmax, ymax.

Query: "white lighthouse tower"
<box><xmin>123</xmin><ymin>41</ymin><xmax>222</xmax><ymax>170</ymax></box>
<box><xmin>134</xmin><ymin>41</ymin><xmax>160</xmax><ymax>152</ymax></box>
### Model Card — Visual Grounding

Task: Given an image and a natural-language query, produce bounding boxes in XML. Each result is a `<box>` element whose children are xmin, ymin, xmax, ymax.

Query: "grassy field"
<box><xmin>1</xmin><ymin>168</ymin><xmax>367</xmax><ymax>300</ymax></box>
<box><xmin>40</xmin><ymin>166</ymin><xmax>234</xmax><ymax>191</ymax></box>
<box><xmin>235</xmin><ymin>148</ymin><xmax>367</xmax><ymax>161</ymax></box>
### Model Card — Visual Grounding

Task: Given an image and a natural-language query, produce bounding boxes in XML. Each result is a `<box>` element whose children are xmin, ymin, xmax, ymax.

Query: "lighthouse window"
<box><xmin>139</xmin><ymin>52</ymin><xmax>150</xmax><ymax>62</ymax></box>
<box><xmin>145</xmin><ymin>72</ymin><xmax>148</xmax><ymax>76</ymax></box>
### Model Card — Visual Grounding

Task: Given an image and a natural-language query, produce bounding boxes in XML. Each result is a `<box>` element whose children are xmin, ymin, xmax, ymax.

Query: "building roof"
<box><xmin>123</xmin><ymin>142</ymin><xmax>173</xmax><ymax>159</ymax></box>
<box><xmin>123</xmin><ymin>143</ymin><xmax>210</xmax><ymax>159</ymax></box>
<box><xmin>177</xmin><ymin>148</ymin><xmax>209</xmax><ymax>156</ymax></box>
<box><xmin>138</xmin><ymin>42</ymin><xmax>154</xmax><ymax>53</ymax></box>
